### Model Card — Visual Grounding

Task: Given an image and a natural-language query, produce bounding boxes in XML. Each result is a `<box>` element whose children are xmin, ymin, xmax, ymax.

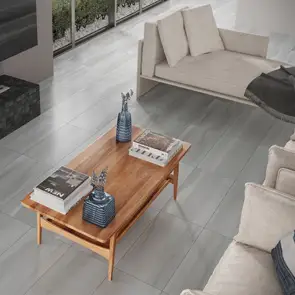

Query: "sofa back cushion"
<box><xmin>157</xmin><ymin>10</ymin><xmax>189</xmax><ymax>67</ymax></box>
<box><xmin>235</xmin><ymin>183</ymin><xmax>295</xmax><ymax>253</ymax></box>
<box><xmin>276</xmin><ymin>168</ymin><xmax>295</xmax><ymax>196</ymax></box>
<box><xmin>264</xmin><ymin>145</ymin><xmax>295</xmax><ymax>190</ymax></box>
<box><xmin>141</xmin><ymin>6</ymin><xmax>188</xmax><ymax>77</ymax></box>
<box><xmin>182</xmin><ymin>5</ymin><xmax>224</xmax><ymax>57</ymax></box>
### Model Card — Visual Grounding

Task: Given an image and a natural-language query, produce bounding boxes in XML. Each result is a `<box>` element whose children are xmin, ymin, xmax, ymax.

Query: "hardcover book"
<box><xmin>133</xmin><ymin>130</ymin><xmax>181</xmax><ymax>158</ymax></box>
<box><xmin>35</xmin><ymin>166</ymin><xmax>89</xmax><ymax>200</ymax></box>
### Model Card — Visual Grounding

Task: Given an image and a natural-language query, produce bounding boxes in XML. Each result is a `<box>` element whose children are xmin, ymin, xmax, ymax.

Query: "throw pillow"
<box><xmin>263</xmin><ymin>145</ymin><xmax>295</xmax><ymax>188</ymax></box>
<box><xmin>271</xmin><ymin>231</ymin><xmax>295</xmax><ymax>295</ymax></box>
<box><xmin>235</xmin><ymin>183</ymin><xmax>295</xmax><ymax>253</ymax></box>
<box><xmin>182</xmin><ymin>5</ymin><xmax>224</xmax><ymax>57</ymax></box>
<box><xmin>157</xmin><ymin>10</ymin><xmax>189</xmax><ymax>67</ymax></box>
<box><xmin>276</xmin><ymin>168</ymin><xmax>295</xmax><ymax>196</ymax></box>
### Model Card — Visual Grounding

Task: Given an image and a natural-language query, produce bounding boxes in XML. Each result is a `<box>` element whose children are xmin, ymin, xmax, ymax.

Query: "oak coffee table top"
<box><xmin>22</xmin><ymin>125</ymin><xmax>191</xmax><ymax>280</ymax></box>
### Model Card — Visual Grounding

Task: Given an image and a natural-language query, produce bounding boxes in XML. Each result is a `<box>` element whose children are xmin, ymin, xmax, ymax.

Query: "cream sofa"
<box><xmin>181</xmin><ymin>135</ymin><xmax>295</xmax><ymax>295</ymax></box>
<box><xmin>137</xmin><ymin>6</ymin><xmax>288</xmax><ymax>106</ymax></box>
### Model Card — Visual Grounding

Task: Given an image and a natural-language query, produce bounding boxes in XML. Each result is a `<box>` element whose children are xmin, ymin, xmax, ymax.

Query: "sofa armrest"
<box><xmin>235</xmin><ymin>183</ymin><xmax>295</xmax><ymax>253</ymax></box>
<box><xmin>218</xmin><ymin>28</ymin><xmax>269</xmax><ymax>58</ymax></box>
<box><xmin>142</xmin><ymin>22</ymin><xmax>165</xmax><ymax>77</ymax></box>
<box><xmin>181</xmin><ymin>290</ymin><xmax>211</xmax><ymax>295</ymax></box>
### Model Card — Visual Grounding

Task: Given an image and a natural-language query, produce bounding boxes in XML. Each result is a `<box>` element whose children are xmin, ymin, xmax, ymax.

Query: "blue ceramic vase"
<box><xmin>116</xmin><ymin>102</ymin><xmax>132</xmax><ymax>142</ymax></box>
<box><xmin>83</xmin><ymin>188</ymin><xmax>115</xmax><ymax>228</ymax></box>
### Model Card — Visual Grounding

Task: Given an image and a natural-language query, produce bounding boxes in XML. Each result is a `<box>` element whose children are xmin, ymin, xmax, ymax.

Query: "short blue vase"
<box><xmin>116</xmin><ymin>103</ymin><xmax>132</xmax><ymax>142</ymax></box>
<box><xmin>83</xmin><ymin>188</ymin><xmax>115</xmax><ymax>228</ymax></box>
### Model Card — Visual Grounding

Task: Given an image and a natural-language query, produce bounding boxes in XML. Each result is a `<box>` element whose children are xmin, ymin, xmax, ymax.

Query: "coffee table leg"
<box><xmin>108</xmin><ymin>234</ymin><xmax>117</xmax><ymax>281</ymax></box>
<box><xmin>37</xmin><ymin>212</ymin><xmax>42</xmax><ymax>245</ymax></box>
<box><xmin>173</xmin><ymin>163</ymin><xmax>180</xmax><ymax>201</ymax></box>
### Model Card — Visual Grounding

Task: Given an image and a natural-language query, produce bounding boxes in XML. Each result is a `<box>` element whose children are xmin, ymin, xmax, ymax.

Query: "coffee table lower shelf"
<box><xmin>35</xmin><ymin>166</ymin><xmax>179</xmax><ymax>281</ymax></box>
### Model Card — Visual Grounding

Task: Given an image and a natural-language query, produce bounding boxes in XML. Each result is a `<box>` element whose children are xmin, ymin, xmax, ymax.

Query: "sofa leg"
<box><xmin>136</xmin><ymin>76</ymin><xmax>159</xmax><ymax>99</ymax></box>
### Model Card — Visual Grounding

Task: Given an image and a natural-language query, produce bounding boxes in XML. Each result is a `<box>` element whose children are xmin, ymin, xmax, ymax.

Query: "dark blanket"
<box><xmin>245</xmin><ymin>66</ymin><xmax>295</xmax><ymax>123</ymax></box>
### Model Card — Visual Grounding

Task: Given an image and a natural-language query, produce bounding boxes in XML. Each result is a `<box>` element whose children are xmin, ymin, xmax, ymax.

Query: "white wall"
<box><xmin>236</xmin><ymin>0</ymin><xmax>295</xmax><ymax>36</ymax></box>
<box><xmin>1</xmin><ymin>0</ymin><xmax>53</xmax><ymax>83</ymax></box>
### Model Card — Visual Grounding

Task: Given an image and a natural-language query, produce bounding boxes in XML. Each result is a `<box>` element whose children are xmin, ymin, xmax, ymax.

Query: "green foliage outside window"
<box><xmin>52</xmin><ymin>0</ymin><xmax>138</xmax><ymax>42</ymax></box>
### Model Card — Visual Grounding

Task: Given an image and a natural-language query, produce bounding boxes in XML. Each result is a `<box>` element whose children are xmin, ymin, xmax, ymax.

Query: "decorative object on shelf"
<box><xmin>83</xmin><ymin>167</ymin><xmax>115</xmax><ymax>228</ymax></box>
<box><xmin>116</xmin><ymin>89</ymin><xmax>133</xmax><ymax>142</ymax></box>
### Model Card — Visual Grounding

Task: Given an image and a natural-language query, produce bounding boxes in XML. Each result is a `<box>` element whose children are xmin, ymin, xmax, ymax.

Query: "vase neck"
<box><xmin>122</xmin><ymin>102</ymin><xmax>128</xmax><ymax>112</ymax></box>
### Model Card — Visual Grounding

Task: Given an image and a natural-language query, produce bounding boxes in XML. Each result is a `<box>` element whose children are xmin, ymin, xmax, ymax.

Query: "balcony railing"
<box><xmin>53</xmin><ymin>0</ymin><xmax>164</xmax><ymax>54</ymax></box>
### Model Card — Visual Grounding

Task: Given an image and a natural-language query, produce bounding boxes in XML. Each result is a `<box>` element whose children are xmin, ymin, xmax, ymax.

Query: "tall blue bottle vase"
<box><xmin>116</xmin><ymin>103</ymin><xmax>132</xmax><ymax>142</ymax></box>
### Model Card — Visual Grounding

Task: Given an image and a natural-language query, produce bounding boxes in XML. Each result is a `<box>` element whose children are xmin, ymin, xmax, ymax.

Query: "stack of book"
<box><xmin>31</xmin><ymin>166</ymin><xmax>93</xmax><ymax>215</ymax></box>
<box><xmin>129</xmin><ymin>130</ymin><xmax>183</xmax><ymax>167</ymax></box>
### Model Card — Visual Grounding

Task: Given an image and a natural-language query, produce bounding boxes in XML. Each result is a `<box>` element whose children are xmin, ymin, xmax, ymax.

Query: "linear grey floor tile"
<box><xmin>259</xmin><ymin>119</ymin><xmax>294</xmax><ymax>148</ymax></box>
<box><xmin>0</xmin><ymin>229</ymin><xmax>69</xmax><ymax>295</ymax></box>
<box><xmin>72</xmin><ymin>208</ymin><xmax>159</xmax><ymax>265</ymax></box>
<box><xmin>1</xmin><ymin>166</ymin><xmax>56</xmax><ymax>227</ymax></box>
<box><xmin>0</xmin><ymin>112</ymin><xmax>67</xmax><ymax>154</ymax></box>
<box><xmin>117</xmin><ymin>212</ymin><xmax>202</xmax><ymax>290</ymax></box>
<box><xmin>115</xmin><ymin>208</ymin><xmax>159</xmax><ymax>264</ymax></box>
<box><xmin>24</xmin><ymin>124</ymin><xmax>94</xmax><ymax>165</ymax></box>
<box><xmin>0</xmin><ymin>213</ymin><xmax>30</xmax><ymax>256</ymax></box>
<box><xmin>163</xmin><ymin>169</ymin><xmax>234</xmax><ymax>226</ymax></box>
<box><xmin>198</xmin><ymin>109</ymin><xmax>274</xmax><ymax>178</ymax></box>
<box><xmin>93</xmin><ymin>269</ymin><xmax>161</xmax><ymax>295</ymax></box>
<box><xmin>151</xmin><ymin>163</ymin><xmax>195</xmax><ymax>211</ymax></box>
<box><xmin>205</xmin><ymin>179</ymin><xmax>245</xmax><ymax>239</ymax></box>
<box><xmin>205</xmin><ymin>145</ymin><xmax>270</xmax><ymax>238</ymax></box>
<box><xmin>2</xmin><ymin>196</ymin><xmax>38</xmax><ymax>228</ymax></box>
<box><xmin>164</xmin><ymin>229</ymin><xmax>231</xmax><ymax>295</ymax></box>
<box><xmin>179</xmin><ymin>101</ymin><xmax>245</xmax><ymax>168</ymax></box>
<box><xmin>55</xmin><ymin>119</ymin><xmax>117</xmax><ymax>168</ymax></box>
<box><xmin>25</xmin><ymin>247</ymin><xmax>107</xmax><ymax>295</ymax></box>
<box><xmin>0</xmin><ymin>156</ymin><xmax>53</xmax><ymax>205</ymax></box>
<box><xmin>69</xmin><ymin>99</ymin><xmax>118</xmax><ymax>132</ymax></box>
<box><xmin>0</xmin><ymin>146</ymin><xmax>20</xmax><ymax>170</ymax></box>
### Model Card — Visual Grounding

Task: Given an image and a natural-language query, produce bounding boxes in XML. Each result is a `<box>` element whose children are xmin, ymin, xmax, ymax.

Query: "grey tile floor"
<box><xmin>0</xmin><ymin>0</ymin><xmax>295</xmax><ymax>294</ymax></box>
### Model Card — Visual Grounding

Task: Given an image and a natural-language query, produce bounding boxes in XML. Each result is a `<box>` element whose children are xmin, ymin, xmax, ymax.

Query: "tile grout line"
<box><xmin>23</xmin><ymin>243</ymin><xmax>73</xmax><ymax>295</ymax></box>
<box><xmin>161</xmin><ymin>227</ymin><xmax>206</xmax><ymax>294</ymax></box>
<box><xmin>195</xmin><ymin>103</ymin><xmax>247</xmax><ymax>170</ymax></box>
<box><xmin>0</xmin><ymin>226</ymin><xmax>32</xmax><ymax>260</ymax></box>
<box><xmin>203</xmin><ymin>118</ymin><xmax>276</xmax><ymax>231</ymax></box>
<box><xmin>115</xmin><ymin>208</ymin><xmax>162</xmax><ymax>266</ymax></box>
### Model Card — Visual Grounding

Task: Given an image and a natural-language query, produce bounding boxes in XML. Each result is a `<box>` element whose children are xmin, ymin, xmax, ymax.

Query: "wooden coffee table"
<box><xmin>22</xmin><ymin>126</ymin><xmax>190</xmax><ymax>281</ymax></box>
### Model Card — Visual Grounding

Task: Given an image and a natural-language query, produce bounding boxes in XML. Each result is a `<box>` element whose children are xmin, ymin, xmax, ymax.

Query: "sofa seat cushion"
<box><xmin>204</xmin><ymin>241</ymin><xmax>283</xmax><ymax>295</ymax></box>
<box><xmin>154</xmin><ymin>50</ymin><xmax>282</xmax><ymax>99</ymax></box>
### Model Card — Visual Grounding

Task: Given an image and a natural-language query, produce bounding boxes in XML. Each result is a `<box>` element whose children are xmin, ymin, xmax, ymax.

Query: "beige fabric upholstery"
<box><xmin>182</xmin><ymin>5</ymin><xmax>224</xmax><ymax>57</ymax></box>
<box><xmin>291</xmin><ymin>132</ymin><xmax>295</xmax><ymax>141</ymax></box>
<box><xmin>203</xmin><ymin>242</ymin><xmax>282</xmax><ymax>295</ymax></box>
<box><xmin>181</xmin><ymin>291</ymin><xmax>211</xmax><ymax>295</ymax></box>
<box><xmin>155</xmin><ymin>51</ymin><xmax>282</xmax><ymax>98</ymax></box>
<box><xmin>141</xmin><ymin>6</ymin><xmax>187</xmax><ymax>77</ymax></box>
<box><xmin>157</xmin><ymin>11</ymin><xmax>189</xmax><ymax>67</ymax></box>
<box><xmin>285</xmin><ymin>140</ymin><xmax>295</xmax><ymax>151</ymax></box>
<box><xmin>219</xmin><ymin>29</ymin><xmax>269</xmax><ymax>58</ymax></box>
<box><xmin>276</xmin><ymin>168</ymin><xmax>295</xmax><ymax>196</ymax></box>
<box><xmin>264</xmin><ymin>145</ymin><xmax>295</xmax><ymax>187</ymax></box>
<box><xmin>142</xmin><ymin>22</ymin><xmax>165</xmax><ymax>77</ymax></box>
<box><xmin>235</xmin><ymin>183</ymin><xmax>295</xmax><ymax>253</ymax></box>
